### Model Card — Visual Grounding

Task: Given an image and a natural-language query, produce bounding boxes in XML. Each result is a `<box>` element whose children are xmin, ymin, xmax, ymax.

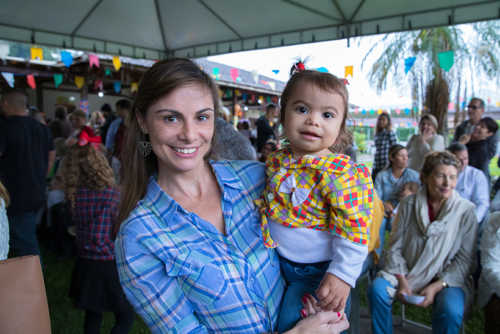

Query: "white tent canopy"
<box><xmin>0</xmin><ymin>0</ymin><xmax>498</xmax><ymax>60</ymax></box>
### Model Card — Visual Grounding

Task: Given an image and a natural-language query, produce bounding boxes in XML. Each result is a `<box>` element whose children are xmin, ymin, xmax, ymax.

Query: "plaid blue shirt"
<box><xmin>373</xmin><ymin>130</ymin><xmax>397</xmax><ymax>171</ymax></box>
<box><xmin>115</xmin><ymin>160</ymin><xmax>285</xmax><ymax>334</ymax></box>
<box><xmin>73</xmin><ymin>187</ymin><xmax>120</xmax><ymax>260</ymax></box>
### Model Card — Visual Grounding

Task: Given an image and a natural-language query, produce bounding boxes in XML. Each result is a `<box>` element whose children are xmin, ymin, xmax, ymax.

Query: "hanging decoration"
<box><xmin>79</xmin><ymin>99</ymin><xmax>89</xmax><ymax>114</ymax></box>
<box><xmin>30</xmin><ymin>47</ymin><xmax>43</xmax><ymax>60</ymax></box>
<box><xmin>131</xmin><ymin>82</ymin><xmax>138</xmax><ymax>93</ymax></box>
<box><xmin>212</xmin><ymin>67</ymin><xmax>220</xmax><ymax>80</ymax></box>
<box><xmin>448</xmin><ymin>102</ymin><xmax>454</xmax><ymax>110</ymax></box>
<box><xmin>89</xmin><ymin>54</ymin><xmax>100</xmax><ymax>68</ymax></box>
<box><xmin>112</xmin><ymin>56</ymin><xmax>121</xmax><ymax>71</ymax></box>
<box><xmin>354</xmin><ymin>107</ymin><xmax>359</xmax><ymax>114</ymax></box>
<box><xmin>405</xmin><ymin>108</ymin><xmax>411</xmax><ymax>115</ymax></box>
<box><xmin>60</xmin><ymin>51</ymin><xmax>73</xmax><ymax>67</ymax></box>
<box><xmin>438</xmin><ymin>51</ymin><xmax>454</xmax><ymax>72</ymax></box>
<box><xmin>27</xmin><ymin>74</ymin><xmax>36</xmax><ymax>89</ymax></box>
<box><xmin>94</xmin><ymin>79</ymin><xmax>103</xmax><ymax>91</ymax></box>
<box><xmin>404</xmin><ymin>57</ymin><xmax>416</xmax><ymax>74</ymax></box>
<box><xmin>251</xmin><ymin>70</ymin><xmax>259</xmax><ymax>84</ymax></box>
<box><xmin>230</xmin><ymin>68</ymin><xmax>239</xmax><ymax>82</ymax></box>
<box><xmin>377</xmin><ymin>109</ymin><xmax>383</xmax><ymax>115</ymax></box>
<box><xmin>53</xmin><ymin>74</ymin><xmax>63</xmax><ymax>88</ymax></box>
<box><xmin>114</xmin><ymin>81</ymin><xmax>121</xmax><ymax>93</ymax></box>
<box><xmin>1</xmin><ymin>72</ymin><xmax>14</xmax><ymax>87</ymax></box>
<box><xmin>272</xmin><ymin>69</ymin><xmax>280</xmax><ymax>75</ymax></box>
<box><xmin>395</xmin><ymin>109</ymin><xmax>401</xmax><ymax>115</ymax></box>
<box><xmin>344</xmin><ymin>65</ymin><xmax>353</xmax><ymax>78</ymax></box>
<box><xmin>361</xmin><ymin>109</ymin><xmax>366</xmax><ymax>115</ymax></box>
<box><xmin>105</xmin><ymin>68</ymin><xmax>112</xmax><ymax>76</ymax></box>
<box><xmin>75</xmin><ymin>76</ymin><xmax>85</xmax><ymax>89</ymax></box>
<box><xmin>369</xmin><ymin>109</ymin><xmax>375</xmax><ymax>115</ymax></box>
<box><xmin>316</xmin><ymin>67</ymin><xmax>329</xmax><ymax>73</ymax></box>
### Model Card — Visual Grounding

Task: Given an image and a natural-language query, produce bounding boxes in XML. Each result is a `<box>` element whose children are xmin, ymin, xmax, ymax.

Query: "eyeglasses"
<box><xmin>467</xmin><ymin>105</ymin><xmax>481</xmax><ymax>110</ymax></box>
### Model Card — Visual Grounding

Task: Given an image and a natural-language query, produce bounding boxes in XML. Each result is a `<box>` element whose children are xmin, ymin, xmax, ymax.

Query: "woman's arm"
<box><xmin>115</xmin><ymin>229</ymin><xmax>208</xmax><ymax>334</ymax></box>
<box><xmin>382</xmin><ymin>204</ymin><xmax>409</xmax><ymax>276</ymax></box>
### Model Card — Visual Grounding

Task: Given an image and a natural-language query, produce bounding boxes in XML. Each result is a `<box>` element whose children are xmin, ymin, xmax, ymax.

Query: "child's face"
<box><xmin>283</xmin><ymin>82</ymin><xmax>344</xmax><ymax>158</ymax></box>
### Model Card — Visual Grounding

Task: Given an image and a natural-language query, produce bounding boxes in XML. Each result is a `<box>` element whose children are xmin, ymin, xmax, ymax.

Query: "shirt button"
<box><xmin>267</xmin><ymin>193</ymin><xmax>274</xmax><ymax>201</ymax></box>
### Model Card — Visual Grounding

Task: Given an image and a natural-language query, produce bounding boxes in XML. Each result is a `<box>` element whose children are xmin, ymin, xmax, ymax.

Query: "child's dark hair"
<box><xmin>280</xmin><ymin>70</ymin><xmax>351</xmax><ymax>153</ymax></box>
<box><xmin>479</xmin><ymin>117</ymin><xmax>498</xmax><ymax>134</ymax></box>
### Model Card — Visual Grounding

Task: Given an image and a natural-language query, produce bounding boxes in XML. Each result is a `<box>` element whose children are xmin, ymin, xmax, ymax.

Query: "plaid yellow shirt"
<box><xmin>256</xmin><ymin>147</ymin><xmax>374</xmax><ymax>248</ymax></box>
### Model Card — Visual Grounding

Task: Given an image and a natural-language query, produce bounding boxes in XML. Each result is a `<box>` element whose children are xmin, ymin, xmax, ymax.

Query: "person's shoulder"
<box><xmin>212</xmin><ymin>160</ymin><xmax>265</xmax><ymax>183</ymax></box>
<box><xmin>405</xmin><ymin>168</ymin><xmax>420</xmax><ymax>178</ymax></box>
<box><xmin>117</xmin><ymin>199</ymin><xmax>161</xmax><ymax>238</ymax></box>
<box><xmin>466</xmin><ymin>165</ymin><xmax>487</xmax><ymax>178</ymax></box>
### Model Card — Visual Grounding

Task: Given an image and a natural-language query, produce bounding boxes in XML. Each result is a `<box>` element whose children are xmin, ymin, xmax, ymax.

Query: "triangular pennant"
<box><xmin>75</xmin><ymin>76</ymin><xmax>85</xmax><ymax>89</ymax></box>
<box><xmin>94</xmin><ymin>79</ymin><xmax>103</xmax><ymax>91</ymax></box>
<box><xmin>212</xmin><ymin>67</ymin><xmax>220</xmax><ymax>80</ymax></box>
<box><xmin>112</xmin><ymin>56</ymin><xmax>121</xmax><ymax>71</ymax></box>
<box><xmin>272</xmin><ymin>69</ymin><xmax>280</xmax><ymax>75</ymax></box>
<box><xmin>316</xmin><ymin>67</ymin><xmax>329</xmax><ymax>73</ymax></box>
<box><xmin>114</xmin><ymin>81</ymin><xmax>121</xmax><ymax>93</ymax></box>
<box><xmin>230</xmin><ymin>68</ymin><xmax>239</xmax><ymax>82</ymax></box>
<box><xmin>53</xmin><ymin>73</ymin><xmax>63</xmax><ymax>88</ymax></box>
<box><xmin>404</xmin><ymin>57</ymin><xmax>416</xmax><ymax>74</ymax></box>
<box><xmin>438</xmin><ymin>51</ymin><xmax>454</xmax><ymax>72</ymax></box>
<box><xmin>31</xmin><ymin>47</ymin><xmax>43</xmax><ymax>60</ymax></box>
<box><xmin>344</xmin><ymin>65</ymin><xmax>353</xmax><ymax>78</ymax></box>
<box><xmin>88</xmin><ymin>54</ymin><xmax>100</xmax><ymax>68</ymax></box>
<box><xmin>1</xmin><ymin>72</ymin><xmax>14</xmax><ymax>87</ymax></box>
<box><xmin>27</xmin><ymin>74</ymin><xmax>36</xmax><ymax>89</ymax></box>
<box><xmin>60</xmin><ymin>51</ymin><xmax>73</xmax><ymax>67</ymax></box>
<box><xmin>131</xmin><ymin>82</ymin><xmax>138</xmax><ymax>93</ymax></box>
<box><xmin>105</xmin><ymin>68</ymin><xmax>112</xmax><ymax>76</ymax></box>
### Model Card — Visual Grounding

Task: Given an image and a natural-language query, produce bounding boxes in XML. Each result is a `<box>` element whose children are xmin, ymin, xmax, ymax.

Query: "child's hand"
<box><xmin>315</xmin><ymin>273</ymin><xmax>350</xmax><ymax>312</ymax></box>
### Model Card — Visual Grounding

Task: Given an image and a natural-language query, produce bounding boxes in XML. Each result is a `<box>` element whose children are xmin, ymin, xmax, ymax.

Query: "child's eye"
<box><xmin>323</xmin><ymin>112</ymin><xmax>336</xmax><ymax>119</ymax></box>
<box><xmin>296</xmin><ymin>105</ymin><xmax>309</xmax><ymax>114</ymax></box>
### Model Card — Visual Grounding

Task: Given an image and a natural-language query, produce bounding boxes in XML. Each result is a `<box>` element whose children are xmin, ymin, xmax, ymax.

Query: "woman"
<box><xmin>114</xmin><ymin>58</ymin><xmax>347</xmax><ymax>334</ymax></box>
<box><xmin>368</xmin><ymin>151</ymin><xmax>478</xmax><ymax>334</ymax></box>
<box><xmin>407</xmin><ymin>114</ymin><xmax>445</xmax><ymax>171</ymax></box>
<box><xmin>372</xmin><ymin>112</ymin><xmax>397</xmax><ymax>180</ymax></box>
<box><xmin>478</xmin><ymin>212</ymin><xmax>500</xmax><ymax>333</ymax></box>
<box><xmin>374</xmin><ymin>144</ymin><xmax>419</xmax><ymax>247</ymax></box>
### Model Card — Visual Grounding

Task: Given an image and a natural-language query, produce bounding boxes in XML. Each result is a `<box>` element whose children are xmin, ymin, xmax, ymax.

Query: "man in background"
<box><xmin>256</xmin><ymin>103</ymin><xmax>279</xmax><ymax>153</ymax></box>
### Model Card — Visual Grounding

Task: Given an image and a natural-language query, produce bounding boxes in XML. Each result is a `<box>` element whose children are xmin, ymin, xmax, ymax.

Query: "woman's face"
<box><xmin>424</xmin><ymin>164</ymin><xmax>458</xmax><ymax>202</ymax></box>
<box><xmin>390</xmin><ymin>148</ymin><xmax>408</xmax><ymax>169</ymax></box>
<box><xmin>139</xmin><ymin>84</ymin><xmax>215</xmax><ymax>175</ymax></box>
<box><xmin>471</xmin><ymin>122</ymin><xmax>492</xmax><ymax>141</ymax></box>
<box><xmin>378</xmin><ymin>115</ymin><xmax>389</xmax><ymax>129</ymax></box>
<box><xmin>419</xmin><ymin>119</ymin><xmax>436</xmax><ymax>134</ymax></box>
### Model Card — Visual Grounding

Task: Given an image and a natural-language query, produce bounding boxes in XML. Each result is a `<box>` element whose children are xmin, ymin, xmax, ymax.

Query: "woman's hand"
<box><xmin>395</xmin><ymin>274</ymin><xmax>412</xmax><ymax>304</ymax></box>
<box><xmin>316</xmin><ymin>273</ymin><xmax>350</xmax><ymax>312</ymax></box>
<box><xmin>458</xmin><ymin>134</ymin><xmax>471</xmax><ymax>145</ymax></box>
<box><xmin>383</xmin><ymin>201</ymin><xmax>394</xmax><ymax>218</ymax></box>
<box><xmin>418</xmin><ymin>281</ymin><xmax>442</xmax><ymax>308</ymax></box>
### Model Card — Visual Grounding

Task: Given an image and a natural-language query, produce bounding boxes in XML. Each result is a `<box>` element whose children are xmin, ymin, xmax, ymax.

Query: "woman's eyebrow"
<box><xmin>155</xmin><ymin>108</ymin><xmax>214</xmax><ymax>114</ymax></box>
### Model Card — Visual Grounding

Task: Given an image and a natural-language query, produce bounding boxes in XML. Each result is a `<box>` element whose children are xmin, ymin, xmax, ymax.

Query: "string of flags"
<box><xmin>405</xmin><ymin>51</ymin><xmax>455</xmax><ymax>73</ymax></box>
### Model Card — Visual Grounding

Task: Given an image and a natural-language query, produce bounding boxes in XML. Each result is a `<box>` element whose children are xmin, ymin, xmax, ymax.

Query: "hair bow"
<box><xmin>290</xmin><ymin>60</ymin><xmax>307</xmax><ymax>76</ymax></box>
<box><xmin>78</xmin><ymin>130</ymin><xmax>102</xmax><ymax>149</ymax></box>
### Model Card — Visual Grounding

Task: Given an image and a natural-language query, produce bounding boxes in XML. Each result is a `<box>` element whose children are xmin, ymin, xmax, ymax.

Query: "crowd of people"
<box><xmin>0</xmin><ymin>57</ymin><xmax>499</xmax><ymax>334</ymax></box>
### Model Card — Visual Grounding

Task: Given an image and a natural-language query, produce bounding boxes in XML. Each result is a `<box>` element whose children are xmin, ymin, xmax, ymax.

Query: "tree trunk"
<box><xmin>424</xmin><ymin>70</ymin><xmax>449</xmax><ymax>136</ymax></box>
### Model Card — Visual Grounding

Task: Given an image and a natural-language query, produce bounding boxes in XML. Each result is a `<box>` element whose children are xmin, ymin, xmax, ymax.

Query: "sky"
<box><xmin>207</xmin><ymin>24</ymin><xmax>500</xmax><ymax>110</ymax></box>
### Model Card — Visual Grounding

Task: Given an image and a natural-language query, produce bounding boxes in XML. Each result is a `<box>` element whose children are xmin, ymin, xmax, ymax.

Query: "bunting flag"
<box><xmin>112</xmin><ymin>56</ymin><xmax>121</xmax><ymax>71</ymax></box>
<box><xmin>260</xmin><ymin>79</ymin><xmax>269</xmax><ymax>85</ymax></box>
<box><xmin>251</xmin><ymin>70</ymin><xmax>259</xmax><ymax>84</ymax></box>
<box><xmin>60</xmin><ymin>51</ymin><xmax>73</xmax><ymax>67</ymax></box>
<box><xmin>1</xmin><ymin>72</ymin><xmax>14</xmax><ymax>87</ymax></box>
<box><xmin>114</xmin><ymin>81</ymin><xmax>121</xmax><ymax>93</ymax></box>
<box><xmin>30</xmin><ymin>47</ymin><xmax>43</xmax><ymax>60</ymax></box>
<box><xmin>404</xmin><ymin>57</ymin><xmax>416</xmax><ymax>74</ymax></box>
<box><xmin>27</xmin><ymin>74</ymin><xmax>36</xmax><ymax>89</ymax></box>
<box><xmin>75</xmin><ymin>76</ymin><xmax>85</xmax><ymax>89</ymax></box>
<box><xmin>438</xmin><ymin>51</ymin><xmax>454</xmax><ymax>72</ymax></box>
<box><xmin>395</xmin><ymin>109</ymin><xmax>401</xmax><ymax>115</ymax></box>
<box><xmin>0</xmin><ymin>44</ymin><xmax>9</xmax><ymax>58</ymax></box>
<box><xmin>79</xmin><ymin>99</ymin><xmax>89</xmax><ymax>114</ymax></box>
<box><xmin>369</xmin><ymin>109</ymin><xmax>375</xmax><ymax>115</ymax></box>
<box><xmin>361</xmin><ymin>109</ymin><xmax>366</xmax><ymax>115</ymax></box>
<box><xmin>94</xmin><ymin>79</ymin><xmax>103</xmax><ymax>91</ymax></box>
<box><xmin>268</xmin><ymin>82</ymin><xmax>276</xmax><ymax>90</ymax></box>
<box><xmin>131</xmin><ymin>82</ymin><xmax>138</xmax><ymax>93</ymax></box>
<box><xmin>316</xmin><ymin>67</ymin><xmax>329</xmax><ymax>73</ymax></box>
<box><xmin>358</xmin><ymin>122</ymin><xmax>363</xmax><ymax>126</ymax></box>
<box><xmin>377</xmin><ymin>109</ymin><xmax>383</xmax><ymax>115</ymax></box>
<box><xmin>344</xmin><ymin>65</ymin><xmax>353</xmax><ymax>78</ymax></box>
<box><xmin>89</xmin><ymin>54</ymin><xmax>100</xmax><ymax>68</ymax></box>
<box><xmin>212</xmin><ymin>67</ymin><xmax>220</xmax><ymax>79</ymax></box>
<box><xmin>354</xmin><ymin>107</ymin><xmax>359</xmax><ymax>114</ymax></box>
<box><xmin>230</xmin><ymin>68</ymin><xmax>239</xmax><ymax>82</ymax></box>
<box><xmin>53</xmin><ymin>74</ymin><xmax>63</xmax><ymax>88</ymax></box>
<box><xmin>105</xmin><ymin>68</ymin><xmax>112</xmax><ymax>76</ymax></box>
<box><xmin>272</xmin><ymin>69</ymin><xmax>280</xmax><ymax>75</ymax></box>
<box><xmin>448</xmin><ymin>102</ymin><xmax>454</xmax><ymax>110</ymax></box>
<box><xmin>405</xmin><ymin>108</ymin><xmax>411</xmax><ymax>115</ymax></box>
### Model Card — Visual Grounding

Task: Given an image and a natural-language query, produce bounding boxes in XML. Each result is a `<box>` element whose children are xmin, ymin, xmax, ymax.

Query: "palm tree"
<box><xmin>362</xmin><ymin>21</ymin><xmax>500</xmax><ymax>136</ymax></box>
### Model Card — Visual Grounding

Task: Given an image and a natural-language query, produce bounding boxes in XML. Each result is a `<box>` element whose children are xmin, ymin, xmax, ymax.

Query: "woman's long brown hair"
<box><xmin>114</xmin><ymin>58</ymin><xmax>220</xmax><ymax>236</ymax></box>
<box><xmin>0</xmin><ymin>180</ymin><xmax>9</xmax><ymax>207</ymax></box>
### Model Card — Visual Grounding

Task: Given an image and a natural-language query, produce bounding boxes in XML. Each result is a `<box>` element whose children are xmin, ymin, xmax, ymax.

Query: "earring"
<box><xmin>137</xmin><ymin>140</ymin><xmax>152</xmax><ymax>157</ymax></box>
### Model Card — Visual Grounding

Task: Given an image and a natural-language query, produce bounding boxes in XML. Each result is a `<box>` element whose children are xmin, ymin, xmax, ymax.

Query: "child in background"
<box><xmin>256</xmin><ymin>65</ymin><xmax>374</xmax><ymax>332</ymax></box>
<box><xmin>61</xmin><ymin>132</ymin><xmax>134</xmax><ymax>334</ymax></box>
<box><xmin>390</xmin><ymin>181</ymin><xmax>420</xmax><ymax>218</ymax></box>
<box><xmin>0</xmin><ymin>181</ymin><xmax>9</xmax><ymax>260</ymax></box>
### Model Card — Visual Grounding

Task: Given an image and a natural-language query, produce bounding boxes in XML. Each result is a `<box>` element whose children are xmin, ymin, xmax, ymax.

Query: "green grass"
<box><xmin>42</xmin><ymin>247</ymin><xmax>150</xmax><ymax>334</ymax></box>
<box><xmin>490</xmin><ymin>156</ymin><xmax>500</xmax><ymax>178</ymax></box>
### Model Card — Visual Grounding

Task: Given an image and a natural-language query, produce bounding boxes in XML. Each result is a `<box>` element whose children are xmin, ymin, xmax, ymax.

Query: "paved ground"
<box><xmin>354</xmin><ymin>307</ymin><xmax>432</xmax><ymax>334</ymax></box>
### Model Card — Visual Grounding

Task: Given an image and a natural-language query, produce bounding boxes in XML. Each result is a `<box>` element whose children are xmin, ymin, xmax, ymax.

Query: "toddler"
<box><xmin>256</xmin><ymin>66</ymin><xmax>374</xmax><ymax>332</ymax></box>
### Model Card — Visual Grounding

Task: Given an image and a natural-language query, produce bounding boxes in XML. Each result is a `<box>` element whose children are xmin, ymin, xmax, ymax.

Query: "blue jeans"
<box><xmin>368</xmin><ymin>277</ymin><xmax>465</xmax><ymax>334</ymax></box>
<box><xmin>8</xmin><ymin>211</ymin><xmax>41</xmax><ymax>257</ymax></box>
<box><xmin>277</xmin><ymin>256</ymin><xmax>329</xmax><ymax>333</ymax></box>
